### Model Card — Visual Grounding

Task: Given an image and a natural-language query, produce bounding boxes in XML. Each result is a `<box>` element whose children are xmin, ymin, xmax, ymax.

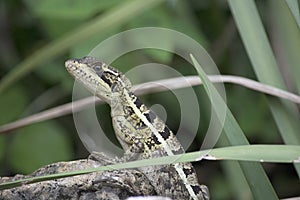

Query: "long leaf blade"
<box><xmin>1</xmin><ymin>145</ymin><xmax>299</xmax><ymax>190</ymax></box>
<box><xmin>190</xmin><ymin>54</ymin><xmax>278</xmax><ymax>199</ymax></box>
<box><xmin>228</xmin><ymin>0</ymin><xmax>300</xmax><ymax>178</ymax></box>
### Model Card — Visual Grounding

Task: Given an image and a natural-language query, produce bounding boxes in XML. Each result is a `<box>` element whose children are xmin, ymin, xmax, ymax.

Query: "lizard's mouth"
<box><xmin>65</xmin><ymin>59</ymin><xmax>80</xmax><ymax>76</ymax></box>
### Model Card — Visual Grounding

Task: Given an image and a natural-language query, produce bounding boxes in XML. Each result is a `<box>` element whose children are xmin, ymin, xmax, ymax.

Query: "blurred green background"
<box><xmin>0</xmin><ymin>0</ymin><xmax>299</xmax><ymax>199</ymax></box>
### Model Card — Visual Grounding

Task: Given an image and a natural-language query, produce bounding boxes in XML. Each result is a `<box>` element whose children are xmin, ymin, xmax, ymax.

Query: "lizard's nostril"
<box><xmin>65</xmin><ymin>59</ymin><xmax>76</xmax><ymax>69</ymax></box>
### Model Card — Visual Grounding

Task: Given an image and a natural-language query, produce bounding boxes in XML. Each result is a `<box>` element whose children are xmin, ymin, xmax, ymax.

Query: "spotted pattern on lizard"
<box><xmin>65</xmin><ymin>56</ymin><xmax>209</xmax><ymax>200</ymax></box>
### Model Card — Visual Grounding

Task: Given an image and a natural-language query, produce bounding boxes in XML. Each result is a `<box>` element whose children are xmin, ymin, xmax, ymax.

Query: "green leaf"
<box><xmin>270</xmin><ymin>1</ymin><xmax>300</xmax><ymax>95</ymax></box>
<box><xmin>8</xmin><ymin>121</ymin><xmax>72</xmax><ymax>174</ymax></box>
<box><xmin>222</xmin><ymin>161</ymin><xmax>251</xmax><ymax>200</ymax></box>
<box><xmin>228</xmin><ymin>0</ymin><xmax>300</xmax><ymax>178</ymax></box>
<box><xmin>285</xmin><ymin>0</ymin><xmax>300</xmax><ymax>29</ymax></box>
<box><xmin>1</xmin><ymin>145</ymin><xmax>299</xmax><ymax>190</ymax></box>
<box><xmin>0</xmin><ymin>0</ymin><xmax>166</xmax><ymax>94</ymax></box>
<box><xmin>0</xmin><ymin>135</ymin><xmax>6</xmax><ymax>162</ymax></box>
<box><xmin>190</xmin><ymin>54</ymin><xmax>278</xmax><ymax>199</ymax></box>
<box><xmin>25</xmin><ymin>0</ymin><xmax>121</xmax><ymax>20</ymax></box>
<box><xmin>0</xmin><ymin>85</ymin><xmax>29</xmax><ymax>124</ymax></box>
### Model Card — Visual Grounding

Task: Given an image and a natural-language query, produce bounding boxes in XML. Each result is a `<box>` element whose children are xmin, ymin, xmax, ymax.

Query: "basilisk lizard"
<box><xmin>65</xmin><ymin>56</ymin><xmax>209</xmax><ymax>200</ymax></box>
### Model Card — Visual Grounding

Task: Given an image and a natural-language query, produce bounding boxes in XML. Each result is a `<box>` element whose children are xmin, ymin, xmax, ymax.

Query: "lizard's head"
<box><xmin>65</xmin><ymin>56</ymin><xmax>132</xmax><ymax>102</ymax></box>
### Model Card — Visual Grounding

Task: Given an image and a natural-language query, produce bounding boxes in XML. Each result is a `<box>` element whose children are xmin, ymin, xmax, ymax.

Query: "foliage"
<box><xmin>0</xmin><ymin>0</ymin><xmax>299</xmax><ymax>199</ymax></box>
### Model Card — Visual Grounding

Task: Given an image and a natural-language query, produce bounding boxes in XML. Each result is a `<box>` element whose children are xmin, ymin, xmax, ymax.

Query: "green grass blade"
<box><xmin>190</xmin><ymin>54</ymin><xmax>278</xmax><ymax>199</ymax></box>
<box><xmin>1</xmin><ymin>145</ymin><xmax>299</xmax><ymax>190</ymax></box>
<box><xmin>270</xmin><ymin>1</ymin><xmax>300</xmax><ymax>95</ymax></box>
<box><xmin>285</xmin><ymin>0</ymin><xmax>300</xmax><ymax>28</ymax></box>
<box><xmin>228</xmin><ymin>0</ymin><xmax>300</xmax><ymax>178</ymax></box>
<box><xmin>0</xmin><ymin>0</ymin><xmax>165</xmax><ymax>94</ymax></box>
<box><xmin>223</xmin><ymin>160</ymin><xmax>251</xmax><ymax>199</ymax></box>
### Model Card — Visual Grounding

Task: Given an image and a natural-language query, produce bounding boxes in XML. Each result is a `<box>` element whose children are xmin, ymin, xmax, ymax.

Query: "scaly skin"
<box><xmin>65</xmin><ymin>56</ymin><xmax>209</xmax><ymax>200</ymax></box>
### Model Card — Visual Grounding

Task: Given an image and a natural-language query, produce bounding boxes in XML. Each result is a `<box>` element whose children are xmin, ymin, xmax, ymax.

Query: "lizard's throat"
<box><xmin>109</xmin><ymin>91</ymin><xmax>132</xmax><ymax>118</ymax></box>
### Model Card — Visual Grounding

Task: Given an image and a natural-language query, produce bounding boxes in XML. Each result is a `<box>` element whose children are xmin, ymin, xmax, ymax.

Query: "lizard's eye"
<box><xmin>93</xmin><ymin>65</ymin><xmax>104</xmax><ymax>77</ymax></box>
<box><xmin>94</xmin><ymin>65</ymin><xmax>102</xmax><ymax>71</ymax></box>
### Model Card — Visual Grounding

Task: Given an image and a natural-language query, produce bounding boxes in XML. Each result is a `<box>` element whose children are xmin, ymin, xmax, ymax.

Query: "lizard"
<box><xmin>65</xmin><ymin>56</ymin><xmax>209</xmax><ymax>200</ymax></box>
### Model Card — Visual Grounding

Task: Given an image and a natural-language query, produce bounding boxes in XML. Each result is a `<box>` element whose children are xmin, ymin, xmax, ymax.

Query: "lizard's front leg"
<box><xmin>90</xmin><ymin>115</ymin><xmax>146</xmax><ymax>164</ymax></box>
<box><xmin>89</xmin><ymin>138</ymin><xmax>144</xmax><ymax>165</ymax></box>
<box><xmin>112</xmin><ymin>115</ymin><xmax>147</xmax><ymax>161</ymax></box>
